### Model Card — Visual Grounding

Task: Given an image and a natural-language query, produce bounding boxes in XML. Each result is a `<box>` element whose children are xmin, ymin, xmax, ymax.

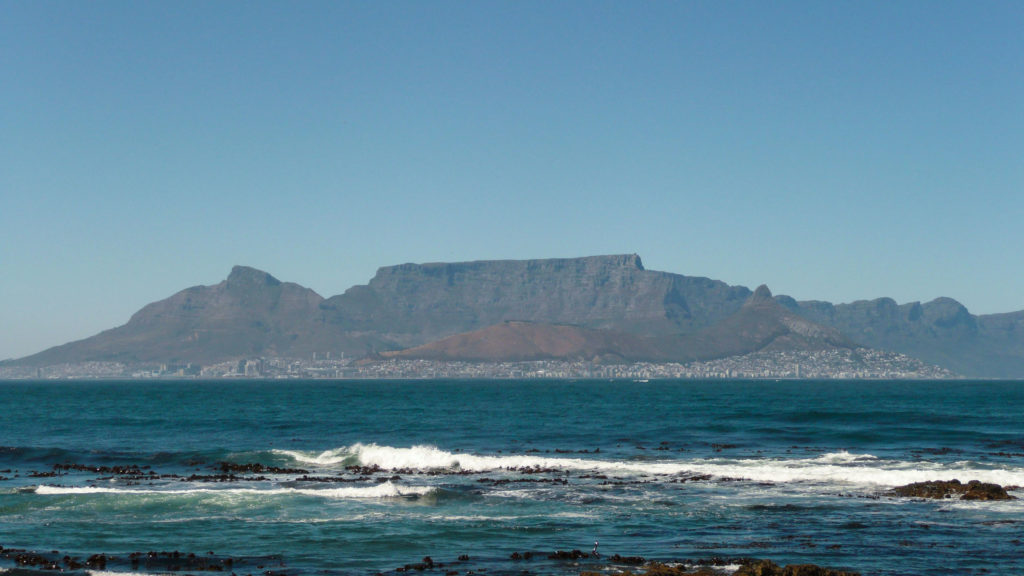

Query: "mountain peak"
<box><xmin>617</xmin><ymin>253</ymin><xmax>644</xmax><ymax>270</ymax></box>
<box><xmin>745</xmin><ymin>284</ymin><xmax>774</xmax><ymax>306</ymax></box>
<box><xmin>13</xmin><ymin>254</ymin><xmax>1019</xmax><ymax>377</ymax></box>
<box><xmin>227</xmin><ymin>265</ymin><xmax>282</xmax><ymax>289</ymax></box>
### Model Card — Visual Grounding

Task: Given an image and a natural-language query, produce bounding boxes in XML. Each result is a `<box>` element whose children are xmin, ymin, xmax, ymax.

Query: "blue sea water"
<box><xmin>1</xmin><ymin>379</ymin><xmax>1023</xmax><ymax>576</ymax></box>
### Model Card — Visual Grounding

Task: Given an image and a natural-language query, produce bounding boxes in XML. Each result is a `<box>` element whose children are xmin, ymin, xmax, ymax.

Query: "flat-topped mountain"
<box><xmin>7</xmin><ymin>254</ymin><xmax>1024</xmax><ymax>377</ymax></box>
<box><xmin>320</xmin><ymin>254</ymin><xmax>751</xmax><ymax>349</ymax></box>
<box><xmin>382</xmin><ymin>321</ymin><xmax>658</xmax><ymax>363</ymax></box>
<box><xmin>386</xmin><ymin>285</ymin><xmax>851</xmax><ymax>364</ymax></box>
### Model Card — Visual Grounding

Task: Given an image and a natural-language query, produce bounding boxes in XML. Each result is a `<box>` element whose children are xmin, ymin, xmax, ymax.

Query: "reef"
<box><xmin>580</xmin><ymin>559</ymin><xmax>858</xmax><ymax>576</ymax></box>
<box><xmin>0</xmin><ymin>545</ymin><xmax>254</xmax><ymax>573</ymax></box>
<box><xmin>890</xmin><ymin>479</ymin><xmax>1017</xmax><ymax>500</ymax></box>
<box><xmin>0</xmin><ymin>541</ymin><xmax>864</xmax><ymax>576</ymax></box>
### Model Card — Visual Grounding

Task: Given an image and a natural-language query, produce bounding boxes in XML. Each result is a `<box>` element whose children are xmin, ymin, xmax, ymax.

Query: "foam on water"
<box><xmin>679</xmin><ymin>455</ymin><xmax>1024</xmax><ymax>488</ymax></box>
<box><xmin>32</xmin><ymin>481</ymin><xmax>434</xmax><ymax>500</ymax></box>
<box><xmin>90</xmin><ymin>571</ymin><xmax>166</xmax><ymax>576</ymax></box>
<box><xmin>6</xmin><ymin>380</ymin><xmax>1024</xmax><ymax>575</ymax></box>
<box><xmin>279</xmin><ymin>444</ymin><xmax>1024</xmax><ymax>489</ymax></box>
<box><xmin>937</xmin><ymin>498</ymin><xmax>1024</xmax><ymax>513</ymax></box>
<box><xmin>273</xmin><ymin>447</ymin><xmax>353</xmax><ymax>466</ymax></box>
<box><xmin>810</xmin><ymin>450</ymin><xmax>878</xmax><ymax>464</ymax></box>
<box><xmin>353</xmin><ymin>443</ymin><xmax>551</xmax><ymax>471</ymax></box>
<box><xmin>301</xmin><ymin>482</ymin><xmax>434</xmax><ymax>499</ymax></box>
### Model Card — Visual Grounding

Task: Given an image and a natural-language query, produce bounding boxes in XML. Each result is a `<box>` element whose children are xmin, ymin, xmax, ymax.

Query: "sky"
<box><xmin>3</xmin><ymin>1</ymin><xmax>1024</xmax><ymax>360</ymax></box>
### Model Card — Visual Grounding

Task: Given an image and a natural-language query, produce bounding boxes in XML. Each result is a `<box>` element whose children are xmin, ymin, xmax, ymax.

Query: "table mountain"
<box><xmin>318</xmin><ymin>254</ymin><xmax>752</xmax><ymax>350</ymax></box>
<box><xmin>381</xmin><ymin>321</ymin><xmax>660</xmax><ymax>363</ymax></box>
<box><xmin>385</xmin><ymin>285</ymin><xmax>852</xmax><ymax>364</ymax></box>
<box><xmin>7</xmin><ymin>254</ymin><xmax>1024</xmax><ymax>377</ymax></box>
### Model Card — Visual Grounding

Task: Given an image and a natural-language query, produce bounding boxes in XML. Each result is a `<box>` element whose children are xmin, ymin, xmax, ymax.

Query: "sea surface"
<box><xmin>1</xmin><ymin>379</ymin><xmax>1023</xmax><ymax>576</ymax></box>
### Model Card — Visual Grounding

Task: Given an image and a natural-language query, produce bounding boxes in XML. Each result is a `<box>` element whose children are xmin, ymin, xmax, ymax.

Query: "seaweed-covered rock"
<box><xmin>579</xmin><ymin>559</ymin><xmax>858</xmax><ymax>576</ymax></box>
<box><xmin>579</xmin><ymin>562</ymin><xmax>717</xmax><ymax>576</ymax></box>
<box><xmin>735</xmin><ymin>559</ymin><xmax>859</xmax><ymax>576</ymax></box>
<box><xmin>890</xmin><ymin>479</ymin><xmax>1016</xmax><ymax>500</ymax></box>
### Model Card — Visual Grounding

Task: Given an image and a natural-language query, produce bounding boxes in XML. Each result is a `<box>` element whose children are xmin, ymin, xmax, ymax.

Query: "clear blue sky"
<box><xmin>3</xmin><ymin>1</ymin><xmax>1023</xmax><ymax>360</ymax></box>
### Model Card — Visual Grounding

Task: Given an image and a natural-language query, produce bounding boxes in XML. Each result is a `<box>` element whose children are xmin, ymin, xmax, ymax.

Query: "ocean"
<box><xmin>1</xmin><ymin>379</ymin><xmax>1022</xmax><ymax>576</ymax></box>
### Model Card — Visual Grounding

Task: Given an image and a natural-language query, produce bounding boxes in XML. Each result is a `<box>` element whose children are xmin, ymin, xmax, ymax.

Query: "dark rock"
<box><xmin>961</xmin><ymin>480</ymin><xmax>1016</xmax><ymax>500</ymax></box>
<box><xmin>549</xmin><ymin>549</ymin><xmax>589</xmax><ymax>560</ymax></box>
<box><xmin>734</xmin><ymin>559</ymin><xmax>859</xmax><ymax>576</ymax></box>
<box><xmin>577</xmin><ymin>558</ymin><xmax>859</xmax><ymax>576</ymax></box>
<box><xmin>85</xmin><ymin>554</ymin><xmax>108</xmax><ymax>569</ymax></box>
<box><xmin>890</xmin><ymin>479</ymin><xmax>1016</xmax><ymax>500</ymax></box>
<box><xmin>183</xmin><ymin>473</ymin><xmax>268</xmax><ymax>482</ymax></box>
<box><xmin>216</xmin><ymin>462</ymin><xmax>308</xmax><ymax>475</ymax></box>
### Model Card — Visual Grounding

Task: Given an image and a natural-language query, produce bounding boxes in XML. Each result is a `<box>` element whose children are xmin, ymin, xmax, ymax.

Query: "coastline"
<box><xmin>0</xmin><ymin>543</ymin><xmax>861</xmax><ymax>576</ymax></box>
<box><xmin>3</xmin><ymin>380</ymin><xmax>1022</xmax><ymax>575</ymax></box>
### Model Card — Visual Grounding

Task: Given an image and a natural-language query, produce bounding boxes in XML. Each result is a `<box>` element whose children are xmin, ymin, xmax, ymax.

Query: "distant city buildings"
<box><xmin>0</xmin><ymin>348</ymin><xmax>956</xmax><ymax>380</ymax></box>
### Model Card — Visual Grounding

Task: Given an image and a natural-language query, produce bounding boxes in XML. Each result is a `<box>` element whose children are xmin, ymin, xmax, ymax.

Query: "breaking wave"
<box><xmin>31</xmin><ymin>481</ymin><xmax>434</xmax><ymax>500</ymax></box>
<box><xmin>275</xmin><ymin>444</ymin><xmax>1024</xmax><ymax>488</ymax></box>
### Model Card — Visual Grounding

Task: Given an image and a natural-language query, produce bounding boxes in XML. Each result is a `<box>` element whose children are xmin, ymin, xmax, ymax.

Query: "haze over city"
<box><xmin>3</xmin><ymin>1</ymin><xmax>1023</xmax><ymax>361</ymax></box>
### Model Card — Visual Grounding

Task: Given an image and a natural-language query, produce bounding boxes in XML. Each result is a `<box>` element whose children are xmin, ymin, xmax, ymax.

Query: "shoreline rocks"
<box><xmin>890</xmin><ymin>479</ymin><xmax>1016</xmax><ymax>500</ymax></box>
<box><xmin>2</xmin><ymin>542</ymin><xmax>863</xmax><ymax>576</ymax></box>
<box><xmin>580</xmin><ymin>558</ymin><xmax>859</xmax><ymax>576</ymax></box>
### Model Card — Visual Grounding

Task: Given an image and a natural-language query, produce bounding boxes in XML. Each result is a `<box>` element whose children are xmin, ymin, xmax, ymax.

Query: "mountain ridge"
<box><xmin>6</xmin><ymin>255</ymin><xmax>1024</xmax><ymax>377</ymax></box>
<box><xmin>386</xmin><ymin>285</ymin><xmax>854</xmax><ymax>365</ymax></box>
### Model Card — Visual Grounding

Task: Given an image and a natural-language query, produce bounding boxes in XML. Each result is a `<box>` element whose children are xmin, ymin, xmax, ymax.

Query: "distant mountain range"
<box><xmin>7</xmin><ymin>255</ymin><xmax>1024</xmax><ymax>377</ymax></box>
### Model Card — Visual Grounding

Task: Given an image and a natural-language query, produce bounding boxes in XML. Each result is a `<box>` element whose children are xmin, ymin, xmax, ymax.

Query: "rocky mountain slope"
<box><xmin>318</xmin><ymin>254</ymin><xmax>751</xmax><ymax>349</ymax></box>
<box><xmin>16</xmin><ymin>266</ymin><xmax>327</xmax><ymax>365</ymax></box>
<box><xmin>7</xmin><ymin>254</ymin><xmax>1024</xmax><ymax>377</ymax></box>
<box><xmin>670</xmin><ymin>285</ymin><xmax>852</xmax><ymax>361</ymax></box>
<box><xmin>788</xmin><ymin>296</ymin><xmax>1024</xmax><ymax>377</ymax></box>
<box><xmin>382</xmin><ymin>321</ymin><xmax>658</xmax><ymax>363</ymax></box>
<box><xmin>386</xmin><ymin>285</ymin><xmax>852</xmax><ymax>364</ymax></box>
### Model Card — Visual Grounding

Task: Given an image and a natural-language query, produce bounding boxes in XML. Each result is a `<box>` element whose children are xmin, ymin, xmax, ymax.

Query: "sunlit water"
<box><xmin>1</xmin><ymin>379</ymin><xmax>1022</xmax><ymax>575</ymax></box>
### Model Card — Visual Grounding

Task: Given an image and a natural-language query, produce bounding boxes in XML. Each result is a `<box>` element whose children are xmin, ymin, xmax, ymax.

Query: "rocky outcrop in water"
<box><xmin>890</xmin><ymin>479</ymin><xmax>1016</xmax><ymax>500</ymax></box>
<box><xmin>576</xmin><ymin>558</ymin><xmax>859</xmax><ymax>576</ymax></box>
<box><xmin>734</xmin><ymin>560</ymin><xmax>860</xmax><ymax>576</ymax></box>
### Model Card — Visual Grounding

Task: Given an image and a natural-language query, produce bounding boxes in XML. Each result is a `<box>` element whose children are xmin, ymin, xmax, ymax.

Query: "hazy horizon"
<box><xmin>4</xmin><ymin>1</ymin><xmax>1023</xmax><ymax>360</ymax></box>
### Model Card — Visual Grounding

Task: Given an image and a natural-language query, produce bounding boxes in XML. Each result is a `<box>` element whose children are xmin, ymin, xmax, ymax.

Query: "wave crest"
<box><xmin>32</xmin><ymin>481</ymin><xmax>434</xmax><ymax>500</ymax></box>
<box><xmin>274</xmin><ymin>443</ymin><xmax>1024</xmax><ymax>489</ymax></box>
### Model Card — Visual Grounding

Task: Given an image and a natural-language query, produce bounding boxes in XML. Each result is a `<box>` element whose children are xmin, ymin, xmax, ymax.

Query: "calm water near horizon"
<box><xmin>1</xmin><ymin>379</ymin><xmax>1023</xmax><ymax>575</ymax></box>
